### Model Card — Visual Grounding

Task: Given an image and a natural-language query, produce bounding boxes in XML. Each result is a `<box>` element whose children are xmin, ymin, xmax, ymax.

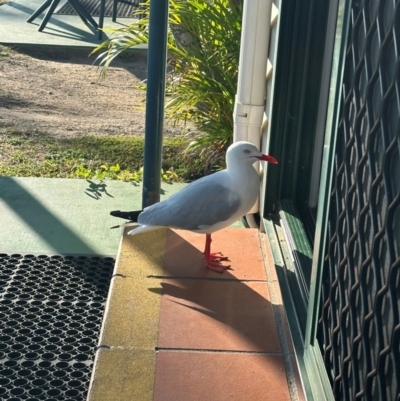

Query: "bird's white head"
<box><xmin>226</xmin><ymin>141</ymin><xmax>278</xmax><ymax>168</ymax></box>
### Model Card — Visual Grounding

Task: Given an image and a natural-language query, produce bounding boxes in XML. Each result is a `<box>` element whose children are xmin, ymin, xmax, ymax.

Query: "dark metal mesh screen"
<box><xmin>317</xmin><ymin>0</ymin><xmax>400</xmax><ymax>400</ymax></box>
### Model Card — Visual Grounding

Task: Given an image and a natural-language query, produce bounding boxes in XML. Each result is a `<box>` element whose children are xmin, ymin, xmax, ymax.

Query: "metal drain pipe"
<box><xmin>234</xmin><ymin>0</ymin><xmax>273</xmax><ymax>225</ymax></box>
<box><xmin>142</xmin><ymin>0</ymin><xmax>170</xmax><ymax>208</ymax></box>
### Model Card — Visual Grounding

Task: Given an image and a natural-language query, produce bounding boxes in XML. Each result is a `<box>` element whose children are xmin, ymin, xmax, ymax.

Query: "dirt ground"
<box><xmin>0</xmin><ymin>45</ymin><xmax>179</xmax><ymax>138</ymax></box>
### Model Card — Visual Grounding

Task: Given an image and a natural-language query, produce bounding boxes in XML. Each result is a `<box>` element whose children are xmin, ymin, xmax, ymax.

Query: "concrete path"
<box><xmin>0</xmin><ymin>0</ymin><xmax>144</xmax><ymax>49</ymax></box>
<box><xmin>0</xmin><ymin>177</ymin><xmax>185</xmax><ymax>255</ymax></box>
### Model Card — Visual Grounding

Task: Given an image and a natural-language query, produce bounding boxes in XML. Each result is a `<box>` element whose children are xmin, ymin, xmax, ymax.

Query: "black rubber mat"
<box><xmin>0</xmin><ymin>253</ymin><xmax>114</xmax><ymax>401</ymax></box>
<box><xmin>55</xmin><ymin>0</ymin><xmax>139</xmax><ymax>18</ymax></box>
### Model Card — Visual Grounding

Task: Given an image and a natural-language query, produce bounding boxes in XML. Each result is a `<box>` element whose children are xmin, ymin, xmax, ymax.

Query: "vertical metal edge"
<box><xmin>263</xmin><ymin>217</ymin><xmax>311</xmax><ymax>398</ymax></box>
<box><xmin>303</xmin><ymin>344</ymin><xmax>336</xmax><ymax>401</ymax></box>
<box><xmin>262</xmin><ymin>0</ymin><xmax>296</xmax><ymax>213</ymax></box>
<box><xmin>308</xmin><ymin>0</ymin><xmax>340</xmax><ymax>208</ymax></box>
<box><xmin>264</xmin><ymin>217</ymin><xmax>335</xmax><ymax>401</ymax></box>
<box><xmin>142</xmin><ymin>0</ymin><xmax>170</xmax><ymax>208</ymax></box>
<box><xmin>305</xmin><ymin>0</ymin><xmax>353</xmax><ymax>345</ymax></box>
<box><xmin>263</xmin><ymin>0</ymin><xmax>332</xmax><ymax>214</ymax></box>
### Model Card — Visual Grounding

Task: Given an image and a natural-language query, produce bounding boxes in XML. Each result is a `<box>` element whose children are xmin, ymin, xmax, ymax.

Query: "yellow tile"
<box><xmin>98</xmin><ymin>276</ymin><xmax>162</xmax><ymax>349</ymax></box>
<box><xmin>88</xmin><ymin>348</ymin><xmax>155</xmax><ymax>401</ymax></box>
<box><xmin>88</xmin><ymin>228</ymin><xmax>167</xmax><ymax>400</ymax></box>
<box><xmin>114</xmin><ymin>228</ymin><xmax>168</xmax><ymax>278</ymax></box>
<box><xmin>98</xmin><ymin>227</ymin><xmax>166</xmax><ymax>348</ymax></box>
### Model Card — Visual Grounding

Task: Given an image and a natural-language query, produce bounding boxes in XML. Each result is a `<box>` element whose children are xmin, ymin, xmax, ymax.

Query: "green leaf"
<box><xmin>92</xmin><ymin>0</ymin><xmax>241</xmax><ymax>153</ymax></box>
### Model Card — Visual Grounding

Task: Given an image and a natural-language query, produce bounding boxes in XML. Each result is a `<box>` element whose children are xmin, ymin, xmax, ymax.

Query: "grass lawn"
<box><xmin>0</xmin><ymin>123</ymin><xmax>219</xmax><ymax>182</ymax></box>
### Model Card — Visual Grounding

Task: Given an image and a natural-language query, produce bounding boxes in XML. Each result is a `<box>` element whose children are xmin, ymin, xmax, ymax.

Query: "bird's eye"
<box><xmin>243</xmin><ymin>149</ymin><xmax>251</xmax><ymax>154</ymax></box>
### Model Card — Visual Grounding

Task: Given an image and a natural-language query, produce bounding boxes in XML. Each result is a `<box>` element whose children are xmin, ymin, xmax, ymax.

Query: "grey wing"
<box><xmin>138</xmin><ymin>180</ymin><xmax>240</xmax><ymax>230</ymax></box>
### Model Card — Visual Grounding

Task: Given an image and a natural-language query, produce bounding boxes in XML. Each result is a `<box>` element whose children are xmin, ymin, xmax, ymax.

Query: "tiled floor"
<box><xmin>153</xmin><ymin>352</ymin><xmax>289</xmax><ymax>401</ymax></box>
<box><xmin>89</xmin><ymin>227</ymin><xmax>306</xmax><ymax>400</ymax></box>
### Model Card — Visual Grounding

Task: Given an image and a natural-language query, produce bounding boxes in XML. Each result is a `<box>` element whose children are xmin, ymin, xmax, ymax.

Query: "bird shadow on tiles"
<box><xmin>155</xmin><ymin>280</ymin><xmax>280</xmax><ymax>352</ymax></box>
<box><xmin>147</xmin><ymin>229</ymin><xmax>284</xmax><ymax>355</ymax></box>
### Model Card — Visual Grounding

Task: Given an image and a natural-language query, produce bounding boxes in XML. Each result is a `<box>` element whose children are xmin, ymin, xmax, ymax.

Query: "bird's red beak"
<box><xmin>257</xmin><ymin>154</ymin><xmax>278</xmax><ymax>164</ymax></box>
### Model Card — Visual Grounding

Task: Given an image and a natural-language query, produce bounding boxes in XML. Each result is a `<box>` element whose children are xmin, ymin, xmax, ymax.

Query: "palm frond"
<box><xmin>92</xmin><ymin>0</ymin><xmax>242</xmax><ymax>152</ymax></box>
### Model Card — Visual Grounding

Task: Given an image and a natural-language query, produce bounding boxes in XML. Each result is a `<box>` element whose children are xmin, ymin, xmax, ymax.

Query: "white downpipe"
<box><xmin>245</xmin><ymin>213</ymin><xmax>259</xmax><ymax>229</ymax></box>
<box><xmin>234</xmin><ymin>0</ymin><xmax>273</xmax><ymax>216</ymax></box>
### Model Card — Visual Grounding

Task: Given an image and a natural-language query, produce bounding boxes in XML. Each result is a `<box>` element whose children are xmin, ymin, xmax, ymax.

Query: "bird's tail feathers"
<box><xmin>110</xmin><ymin>210</ymin><xmax>142</xmax><ymax>221</ymax></box>
<box><xmin>110</xmin><ymin>210</ymin><xmax>164</xmax><ymax>235</ymax></box>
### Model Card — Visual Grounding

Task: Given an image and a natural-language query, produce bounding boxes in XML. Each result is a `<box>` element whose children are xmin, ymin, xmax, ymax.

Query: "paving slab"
<box><xmin>157</xmin><ymin>278</ymin><xmax>281</xmax><ymax>352</ymax></box>
<box><xmin>0</xmin><ymin>0</ymin><xmax>144</xmax><ymax>49</ymax></box>
<box><xmin>0</xmin><ymin>176</ymin><xmax>185</xmax><ymax>255</ymax></box>
<box><xmin>88</xmin><ymin>227</ymin><xmax>305</xmax><ymax>401</ymax></box>
<box><xmin>88</xmin><ymin>348</ymin><xmax>155</xmax><ymax>401</ymax></box>
<box><xmin>154</xmin><ymin>352</ymin><xmax>291</xmax><ymax>401</ymax></box>
<box><xmin>163</xmin><ymin>228</ymin><xmax>267</xmax><ymax>280</ymax></box>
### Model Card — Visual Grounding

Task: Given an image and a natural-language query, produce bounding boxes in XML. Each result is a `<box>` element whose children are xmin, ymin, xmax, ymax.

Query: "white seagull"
<box><xmin>111</xmin><ymin>141</ymin><xmax>278</xmax><ymax>273</ymax></box>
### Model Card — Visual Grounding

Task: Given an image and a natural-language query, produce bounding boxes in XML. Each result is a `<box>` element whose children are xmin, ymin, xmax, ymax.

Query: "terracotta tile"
<box><xmin>158</xmin><ymin>279</ymin><xmax>281</xmax><ymax>352</ymax></box>
<box><xmin>163</xmin><ymin>228</ymin><xmax>267</xmax><ymax>280</ymax></box>
<box><xmin>154</xmin><ymin>351</ymin><xmax>290</xmax><ymax>401</ymax></box>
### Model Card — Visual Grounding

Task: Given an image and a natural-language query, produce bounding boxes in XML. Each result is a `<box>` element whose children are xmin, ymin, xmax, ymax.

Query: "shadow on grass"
<box><xmin>11</xmin><ymin>41</ymin><xmax>148</xmax><ymax>80</ymax></box>
<box><xmin>0</xmin><ymin>94</ymin><xmax>40</xmax><ymax>110</ymax></box>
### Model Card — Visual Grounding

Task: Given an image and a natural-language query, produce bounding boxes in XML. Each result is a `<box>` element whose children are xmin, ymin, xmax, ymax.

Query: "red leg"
<box><xmin>203</xmin><ymin>234</ymin><xmax>230</xmax><ymax>273</ymax></box>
